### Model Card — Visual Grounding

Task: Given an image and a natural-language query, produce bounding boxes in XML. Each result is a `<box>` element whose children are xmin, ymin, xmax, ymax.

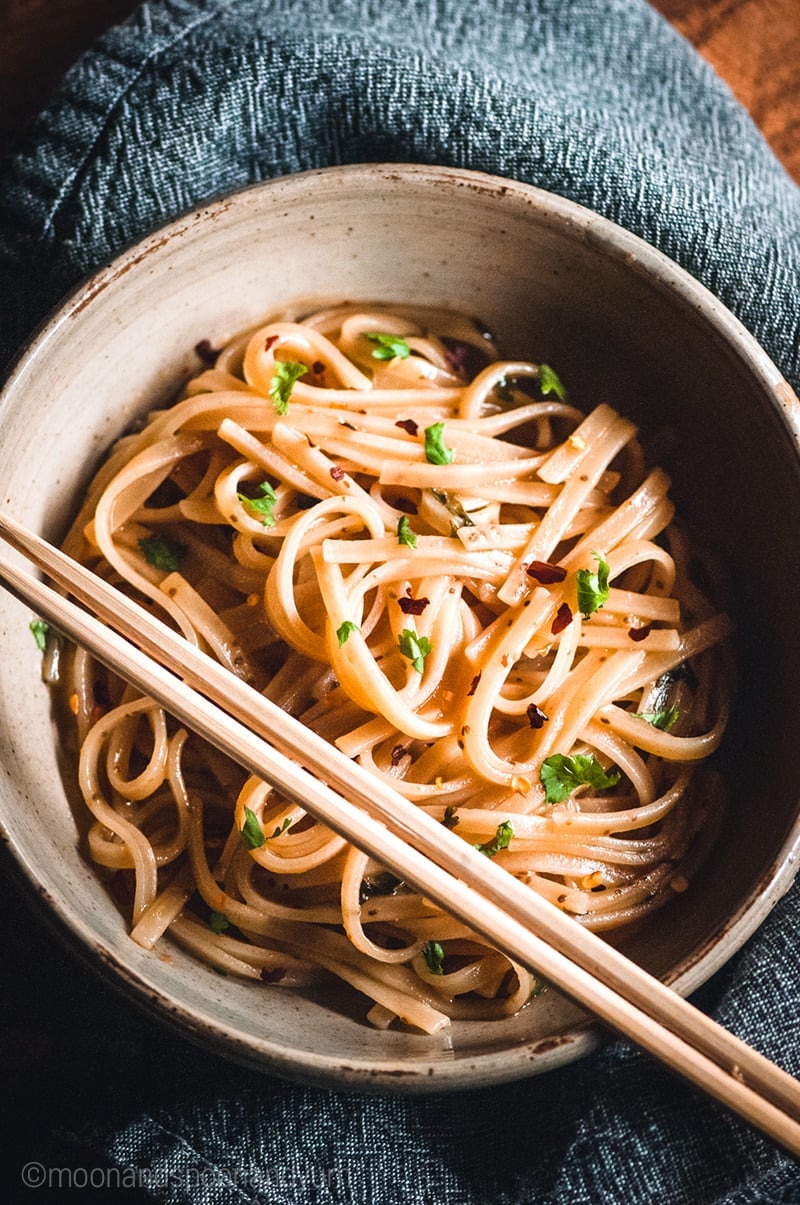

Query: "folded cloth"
<box><xmin>1</xmin><ymin>1</ymin><xmax>799</xmax><ymax>1201</ymax></box>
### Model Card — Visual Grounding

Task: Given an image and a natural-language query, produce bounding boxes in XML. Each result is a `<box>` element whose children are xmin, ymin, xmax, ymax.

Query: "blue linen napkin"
<box><xmin>1</xmin><ymin>1</ymin><xmax>799</xmax><ymax>1201</ymax></box>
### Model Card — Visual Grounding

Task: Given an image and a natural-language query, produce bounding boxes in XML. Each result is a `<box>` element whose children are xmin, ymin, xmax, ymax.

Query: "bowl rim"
<box><xmin>2</xmin><ymin>161</ymin><xmax>800</xmax><ymax>1092</ymax></box>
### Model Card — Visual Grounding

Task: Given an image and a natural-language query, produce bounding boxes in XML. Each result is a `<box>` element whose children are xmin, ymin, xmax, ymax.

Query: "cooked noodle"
<box><xmin>58</xmin><ymin>304</ymin><xmax>732</xmax><ymax>1033</ymax></box>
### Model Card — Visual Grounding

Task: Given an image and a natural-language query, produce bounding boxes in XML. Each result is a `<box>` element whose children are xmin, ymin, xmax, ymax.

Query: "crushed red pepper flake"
<box><xmin>264</xmin><ymin>334</ymin><xmax>279</xmax><ymax>352</ymax></box>
<box><xmin>551</xmin><ymin>602</ymin><xmax>573</xmax><ymax>635</ymax></box>
<box><xmin>395</xmin><ymin>418</ymin><xmax>419</xmax><ymax>436</ymax></box>
<box><xmin>526</xmin><ymin>560</ymin><xmax>567</xmax><ymax>585</ymax></box>
<box><xmin>391</xmin><ymin>744</ymin><xmax>407</xmax><ymax>766</ymax></box>
<box><xmin>629</xmin><ymin>623</ymin><xmax>654</xmax><ymax>642</ymax></box>
<box><xmin>526</xmin><ymin>703</ymin><xmax>548</xmax><ymax>729</ymax></box>
<box><xmin>398</xmin><ymin>596</ymin><xmax>430</xmax><ymax>615</ymax></box>
<box><xmin>468</xmin><ymin>672</ymin><xmax>481</xmax><ymax>696</ymax></box>
<box><xmin>329</xmin><ymin>465</ymin><xmax>345</xmax><ymax>481</ymax></box>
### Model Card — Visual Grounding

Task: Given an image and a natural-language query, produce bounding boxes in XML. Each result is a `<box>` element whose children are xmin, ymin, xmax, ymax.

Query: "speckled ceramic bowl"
<box><xmin>2</xmin><ymin>164</ymin><xmax>800</xmax><ymax>1091</ymax></box>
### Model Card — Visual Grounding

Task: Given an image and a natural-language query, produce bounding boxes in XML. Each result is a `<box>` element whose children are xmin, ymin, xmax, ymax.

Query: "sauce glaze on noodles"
<box><xmin>59</xmin><ymin>304</ymin><xmax>732</xmax><ymax>1034</ymax></box>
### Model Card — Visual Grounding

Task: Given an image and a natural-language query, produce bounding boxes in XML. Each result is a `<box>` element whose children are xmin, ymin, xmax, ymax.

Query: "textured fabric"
<box><xmin>1</xmin><ymin>1</ymin><xmax>800</xmax><ymax>1201</ymax></box>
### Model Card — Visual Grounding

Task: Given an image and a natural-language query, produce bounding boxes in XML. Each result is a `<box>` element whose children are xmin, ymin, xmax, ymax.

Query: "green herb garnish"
<box><xmin>238</xmin><ymin>480</ymin><xmax>278</xmax><ymax>526</ymax></box>
<box><xmin>422</xmin><ymin>940</ymin><xmax>445</xmax><ymax>975</ymax></box>
<box><xmin>540</xmin><ymin>753</ymin><xmax>621</xmax><ymax>805</ymax></box>
<box><xmin>398</xmin><ymin>628</ymin><xmax>432</xmax><ymax>673</ymax></box>
<box><xmin>424</xmin><ymin>422</ymin><xmax>455</xmax><ymax>466</ymax></box>
<box><xmin>397</xmin><ymin>515</ymin><xmax>417</xmax><ymax>548</ymax></box>
<box><xmin>576</xmin><ymin>551</ymin><xmax>610</xmax><ymax>620</ymax></box>
<box><xmin>337</xmin><ymin>620</ymin><xmax>360</xmax><ymax>646</ymax></box>
<box><xmin>241</xmin><ymin>806</ymin><xmax>266</xmax><ymax>849</ymax></box>
<box><xmin>269</xmin><ymin>360</ymin><xmax>308</xmax><ymax>414</ymax></box>
<box><xmin>633</xmin><ymin>706</ymin><xmax>681</xmax><ymax>732</ymax></box>
<box><xmin>29</xmin><ymin>619</ymin><xmax>49</xmax><ymax>652</ymax></box>
<box><xmin>138</xmin><ymin>536</ymin><xmax>187</xmax><ymax>573</ymax></box>
<box><xmin>267</xmin><ymin>817</ymin><xmax>292</xmax><ymax>840</ymax></box>
<box><xmin>442</xmin><ymin>806</ymin><xmax>460</xmax><ymax>830</ymax></box>
<box><xmin>366</xmin><ymin>332</ymin><xmax>411</xmax><ymax>361</ymax></box>
<box><xmin>209</xmin><ymin>910</ymin><xmax>230</xmax><ymax>934</ymax></box>
<box><xmin>539</xmin><ymin>363</ymin><xmax>567</xmax><ymax>400</ymax></box>
<box><xmin>474</xmin><ymin>820</ymin><xmax>514</xmax><ymax>858</ymax></box>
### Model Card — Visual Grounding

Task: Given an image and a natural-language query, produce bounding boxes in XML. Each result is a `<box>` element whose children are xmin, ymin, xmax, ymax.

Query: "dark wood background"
<box><xmin>0</xmin><ymin>0</ymin><xmax>798</xmax><ymax>182</ymax></box>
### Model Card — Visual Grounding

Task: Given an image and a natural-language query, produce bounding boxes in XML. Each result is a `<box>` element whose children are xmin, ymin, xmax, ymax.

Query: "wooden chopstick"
<box><xmin>0</xmin><ymin>513</ymin><xmax>798</xmax><ymax>1154</ymax></box>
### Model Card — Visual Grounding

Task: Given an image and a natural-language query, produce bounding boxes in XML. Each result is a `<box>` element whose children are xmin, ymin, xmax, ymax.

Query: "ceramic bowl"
<box><xmin>2</xmin><ymin>164</ymin><xmax>800</xmax><ymax>1091</ymax></box>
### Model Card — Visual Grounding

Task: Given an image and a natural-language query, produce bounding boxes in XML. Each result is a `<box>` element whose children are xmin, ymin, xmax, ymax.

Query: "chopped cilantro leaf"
<box><xmin>29</xmin><ymin>618</ymin><xmax>49</xmax><ymax>652</ymax></box>
<box><xmin>337</xmin><ymin>620</ymin><xmax>360</xmax><ymax>646</ymax></box>
<box><xmin>540</xmin><ymin>753</ymin><xmax>621</xmax><ymax>805</ymax></box>
<box><xmin>576</xmin><ymin>551</ymin><xmax>610</xmax><ymax>619</ymax></box>
<box><xmin>238</xmin><ymin>480</ymin><xmax>278</xmax><ymax>526</ymax></box>
<box><xmin>138</xmin><ymin>535</ymin><xmax>187</xmax><ymax>573</ymax></box>
<box><xmin>397</xmin><ymin>515</ymin><xmax>417</xmax><ymax>548</ymax></box>
<box><xmin>474</xmin><ymin>820</ymin><xmax>513</xmax><ymax>858</ymax></box>
<box><xmin>269</xmin><ymin>360</ymin><xmax>308</xmax><ymax>414</ymax></box>
<box><xmin>398</xmin><ymin>628</ymin><xmax>432</xmax><ymax>674</ymax></box>
<box><xmin>539</xmin><ymin>363</ymin><xmax>567</xmax><ymax>400</ymax></box>
<box><xmin>267</xmin><ymin>817</ymin><xmax>292</xmax><ymax>840</ymax></box>
<box><xmin>424</xmin><ymin>422</ymin><xmax>455</xmax><ymax>466</ymax></box>
<box><xmin>209</xmin><ymin>910</ymin><xmax>230</xmax><ymax>934</ymax></box>
<box><xmin>241</xmin><ymin>806</ymin><xmax>265</xmax><ymax>849</ymax></box>
<box><xmin>366</xmin><ymin>332</ymin><xmax>411</xmax><ymax>361</ymax></box>
<box><xmin>422</xmin><ymin>940</ymin><xmax>445</xmax><ymax>975</ymax></box>
<box><xmin>633</xmin><ymin>706</ymin><xmax>681</xmax><ymax>732</ymax></box>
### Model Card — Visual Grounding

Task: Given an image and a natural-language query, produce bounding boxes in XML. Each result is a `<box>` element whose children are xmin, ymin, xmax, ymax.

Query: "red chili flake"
<box><xmin>260</xmin><ymin>967</ymin><xmax>287</xmax><ymax>983</ymax></box>
<box><xmin>394</xmin><ymin>496</ymin><xmax>418</xmax><ymax>515</ymax></box>
<box><xmin>398</xmin><ymin>596</ymin><xmax>430</xmax><ymax>615</ymax></box>
<box><xmin>329</xmin><ymin>465</ymin><xmax>345</xmax><ymax>481</ymax></box>
<box><xmin>391</xmin><ymin>744</ymin><xmax>407</xmax><ymax>766</ymax></box>
<box><xmin>526</xmin><ymin>560</ymin><xmax>567</xmax><ymax>585</ymax></box>
<box><xmin>468</xmin><ymin>672</ymin><xmax>482</xmax><ymax>696</ymax></box>
<box><xmin>264</xmin><ymin>335</ymin><xmax>279</xmax><ymax>353</ymax></box>
<box><xmin>395</xmin><ymin>419</ymin><xmax>419</xmax><ymax>437</ymax></box>
<box><xmin>526</xmin><ymin>704</ymin><xmax>548</xmax><ymax>729</ymax></box>
<box><xmin>312</xmin><ymin>360</ymin><xmax>325</xmax><ymax>374</ymax></box>
<box><xmin>551</xmin><ymin>602</ymin><xmax>573</xmax><ymax>635</ymax></box>
<box><xmin>629</xmin><ymin>623</ymin><xmax>654</xmax><ymax>643</ymax></box>
<box><xmin>194</xmin><ymin>339</ymin><xmax>220</xmax><ymax>365</ymax></box>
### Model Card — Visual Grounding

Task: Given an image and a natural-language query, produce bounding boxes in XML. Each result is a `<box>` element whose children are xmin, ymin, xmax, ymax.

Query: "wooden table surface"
<box><xmin>0</xmin><ymin>0</ymin><xmax>799</xmax><ymax>182</ymax></box>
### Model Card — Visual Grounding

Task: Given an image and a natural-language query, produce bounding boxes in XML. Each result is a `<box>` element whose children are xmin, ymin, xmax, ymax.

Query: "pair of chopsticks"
<box><xmin>0</xmin><ymin>510</ymin><xmax>798</xmax><ymax>1154</ymax></box>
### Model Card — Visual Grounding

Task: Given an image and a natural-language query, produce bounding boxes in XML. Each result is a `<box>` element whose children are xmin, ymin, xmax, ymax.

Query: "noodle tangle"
<box><xmin>60</xmin><ymin>304</ymin><xmax>732</xmax><ymax>1033</ymax></box>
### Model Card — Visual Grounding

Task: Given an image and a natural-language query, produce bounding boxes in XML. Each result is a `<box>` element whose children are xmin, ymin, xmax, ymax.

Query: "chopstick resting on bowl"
<box><xmin>0</xmin><ymin>511</ymin><xmax>798</xmax><ymax>1155</ymax></box>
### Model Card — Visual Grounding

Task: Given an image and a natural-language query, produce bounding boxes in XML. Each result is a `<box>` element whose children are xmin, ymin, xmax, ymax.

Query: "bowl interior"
<box><xmin>2</xmin><ymin>164</ymin><xmax>799</xmax><ymax>1090</ymax></box>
